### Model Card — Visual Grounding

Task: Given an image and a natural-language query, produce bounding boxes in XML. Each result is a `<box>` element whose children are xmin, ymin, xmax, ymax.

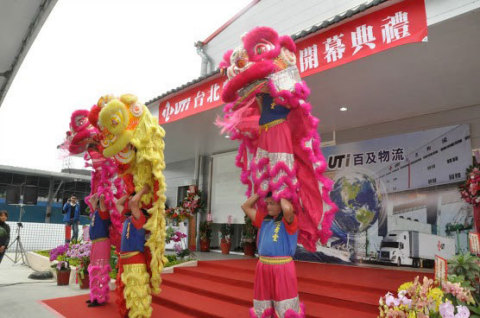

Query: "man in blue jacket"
<box><xmin>63</xmin><ymin>195</ymin><xmax>80</xmax><ymax>242</ymax></box>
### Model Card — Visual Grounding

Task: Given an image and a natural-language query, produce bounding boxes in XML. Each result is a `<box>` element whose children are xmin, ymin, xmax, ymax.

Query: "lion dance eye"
<box><xmin>235</xmin><ymin>57</ymin><xmax>248</xmax><ymax>69</ymax></box>
<box><xmin>254</xmin><ymin>42</ymin><xmax>274</xmax><ymax>55</ymax></box>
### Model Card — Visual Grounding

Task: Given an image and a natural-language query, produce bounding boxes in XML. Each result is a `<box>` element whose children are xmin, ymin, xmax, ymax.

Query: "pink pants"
<box><xmin>250</xmin><ymin>256</ymin><xmax>305</xmax><ymax>318</ymax></box>
<box><xmin>88</xmin><ymin>238</ymin><xmax>111</xmax><ymax>304</ymax></box>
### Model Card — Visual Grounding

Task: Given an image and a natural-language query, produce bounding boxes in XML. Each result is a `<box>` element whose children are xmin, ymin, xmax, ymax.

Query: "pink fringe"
<box><xmin>218</xmin><ymin>79</ymin><xmax>338</xmax><ymax>251</ymax></box>
<box><xmin>84</xmin><ymin>151</ymin><xmax>124</xmax><ymax>250</ymax></box>
<box><xmin>250</xmin><ymin>307</ymin><xmax>276</xmax><ymax>318</ymax></box>
<box><xmin>88</xmin><ymin>264</ymin><xmax>111</xmax><ymax>304</ymax></box>
<box><xmin>249</xmin><ymin>302</ymin><xmax>305</xmax><ymax>318</ymax></box>
<box><xmin>284</xmin><ymin>303</ymin><xmax>306</xmax><ymax>318</ymax></box>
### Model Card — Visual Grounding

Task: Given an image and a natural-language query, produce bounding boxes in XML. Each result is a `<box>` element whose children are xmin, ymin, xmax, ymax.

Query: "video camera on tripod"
<box><xmin>4</xmin><ymin>184</ymin><xmax>38</xmax><ymax>266</ymax></box>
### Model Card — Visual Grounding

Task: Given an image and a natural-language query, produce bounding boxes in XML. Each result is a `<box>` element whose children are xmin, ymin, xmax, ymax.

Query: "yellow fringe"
<box><xmin>122</xmin><ymin>263</ymin><xmax>152</xmax><ymax>318</ymax></box>
<box><xmin>99</xmin><ymin>94</ymin><xmax>167</xmax><ymax>296</ymax></box>
<box><xmin>129</xmin><ymin>104</ymin><xmax>167</xmax><ymax>295</ymax></box>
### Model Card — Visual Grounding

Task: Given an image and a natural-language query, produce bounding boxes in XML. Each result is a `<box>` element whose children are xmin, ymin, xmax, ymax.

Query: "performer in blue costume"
<box><xmin>242</xmin><ymin>192</ymin><xmax>304</xmax><ymax>318</ymax></box>
<box><xmin>87</xmin><ymin>194</ymin><xmax>112</xmax><ymax>307</ymax></box>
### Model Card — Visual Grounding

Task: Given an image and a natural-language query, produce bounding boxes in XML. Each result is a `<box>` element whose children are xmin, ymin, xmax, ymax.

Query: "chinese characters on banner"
<box><xmin>469</xmin><ymin>232</ymin><xmax>480</xmax><ymax>255</ymax></box>
<box><xmin>160</xmin><ymin>76</ymin><xmax>225</xmax><ymax>123</ymax></box>
<box><xmin>434</xmin><ymin>255</ymin><xmax>448</xmax><ymax>281</ymax></box>
<box><xmin>322</xmin><ymin>125</ymin><xmax>471</xmax><ymax>193</ymax></box>
<box><xmin>328</xmin><ymin>148</ymin><xmax>405</xmax><ymax>170</ymax></box>
<box><xmin>296</xmin><ymin>0</ymin><xmax>427</xmax><ymax>77</ymax></box>
<box><xmin>157</xmin><ymin>0</ymin><xmax>427</xmax><ymax>124</ymax></box>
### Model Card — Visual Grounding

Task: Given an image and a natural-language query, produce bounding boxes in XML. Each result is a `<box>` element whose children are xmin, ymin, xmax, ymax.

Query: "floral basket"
<box><xmin>166</xmin><ymin>186</ymin><xmax>205</xmax><ymax>223</ymax></box>
<box><xmin>378</xmin><ymin>276</ymin><xmax>475</xmax><ymax>318</ymax></box>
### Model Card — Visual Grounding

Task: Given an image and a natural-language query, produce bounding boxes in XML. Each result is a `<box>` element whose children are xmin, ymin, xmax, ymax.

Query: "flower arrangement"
<box><xmin>378</xmin><ymin>276</ymin><xmax>475</xmax><ymax>318</ymax></box>
<box><xmin>241</xmin><ymin>215</ymin><xmax>256</xmax><ymax>245</ymax></box>
<box><xmin>49</xmin><ymin>242</ymin><xmax>91</xmax><ymax>279</ymax></box>
<box><xmin>220</xmin><ymin>223</ymin><xmax>233</xmax><ymax>243</ymax></box>
<box><xmin>459</xmin><ymin>163</ymin><xmax>480</xmax><ymax>207</ymax></box>
<box><xmin>165</xmin><ymin>206</ymin><xmax>192</xmax><ymax>222</ymax></box>
<box><xmin>66</xmin><ymin>241</ymin><xmax>92</xmax><ymax>279</ymax></box>
<box><xmin>165</xmin><ymin>226</ymin><xmax>189</xmax><ymax>258</ymax></box>
<box><xmin>199</xmin><ymin>221</ymin><xmax>212</xmax><ymax>241</ymax></box>
<box><xmin>166</xmin><ymin>186</ymin><xmax>205</xmax><ymax>222</ymax></box>
<box><xmin>181</xmin><ymin>186</ymin><xmax>204</xmax><ymax>215</ymax></box>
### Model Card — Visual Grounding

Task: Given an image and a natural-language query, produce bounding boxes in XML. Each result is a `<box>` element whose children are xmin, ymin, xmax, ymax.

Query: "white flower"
<box><xmin>440</xmin><ymin>300</ymin><xmax>454</xmax><ymax>318</ymax></box>
<box><xmin>455</xmin><ymin>305</ymin><xmax>470</xmax><ymax>318</ymax></box>
<box><xmin>385</xmin><ymin>293</ymin><xmax>400</xmax><ymax>307</ymax></box>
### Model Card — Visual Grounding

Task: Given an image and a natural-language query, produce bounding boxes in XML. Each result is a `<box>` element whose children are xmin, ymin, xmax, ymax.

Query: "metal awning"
<box><xmin>0</xmin><ymin>0</ymin><xmax>57</xmax><ymax>107</ymax></box>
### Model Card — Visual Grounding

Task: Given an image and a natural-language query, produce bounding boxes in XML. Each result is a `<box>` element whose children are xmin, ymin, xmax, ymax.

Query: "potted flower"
<box><xmin>199</xmin><ymin>221</ymin><xmax>212</xmax><ymax>252</ymax></box>
<box><xmin>220</xmin><ymin>223</ymin><xmax>233</xmax><ymax>254</ymax></box>
<box><xmin>241</xmin><ymin>216</ymin><xmax>256</xmax><ymax>257</ymax></box>
<box><xmin>55</xmin><ymin>261</ymin><xmax>71</xmax><ymax>286</ymax></box>
<box><xmin>66</xmin><ymin>242</ymin><xmax>91</xmax><ymax>289</ymax></box>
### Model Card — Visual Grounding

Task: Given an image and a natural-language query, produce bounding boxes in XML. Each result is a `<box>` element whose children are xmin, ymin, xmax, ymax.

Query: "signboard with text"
<box><xmin>156</xmin><ymin>0</ymin><xmax>428</xmax><ymax>124</ymax></box>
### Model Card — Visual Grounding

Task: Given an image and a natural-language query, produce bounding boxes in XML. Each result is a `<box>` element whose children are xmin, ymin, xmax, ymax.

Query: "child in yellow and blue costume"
<box><xmin>115</xmin><ymin>186</ymin><xmax>152</xmax><ymax>318</ymax></box>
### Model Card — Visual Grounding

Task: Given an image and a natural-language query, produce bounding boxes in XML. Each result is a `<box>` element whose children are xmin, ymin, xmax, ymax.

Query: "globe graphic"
<box><xmin>329</xmin><ymin>172</ymin><xmax>382</xmax><ymax>243</ymax></box>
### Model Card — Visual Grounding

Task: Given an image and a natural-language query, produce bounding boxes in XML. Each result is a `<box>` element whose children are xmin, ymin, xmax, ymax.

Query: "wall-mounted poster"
<box><xmin>295</xmin><ymin>125</ymin><xmax>473</xmax><ymax>267</ymax></box>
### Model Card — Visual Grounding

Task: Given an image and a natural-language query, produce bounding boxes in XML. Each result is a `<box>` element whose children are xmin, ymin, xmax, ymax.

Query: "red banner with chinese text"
<box><xmin>158</xmin><ymin>0</ymin><xmax>427</xmax><ymax>124</ymax></box>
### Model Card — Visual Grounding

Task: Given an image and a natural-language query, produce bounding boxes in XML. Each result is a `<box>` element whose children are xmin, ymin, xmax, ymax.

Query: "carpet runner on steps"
<box><xmin>152</xmin><ymin>259</ymin><xmax>433</xmax><ymax>318</ymax></box>
<box><xmin>41</xmin><ymin>258</ymin><xmax>433</xmax><ymax>318</ymax></box>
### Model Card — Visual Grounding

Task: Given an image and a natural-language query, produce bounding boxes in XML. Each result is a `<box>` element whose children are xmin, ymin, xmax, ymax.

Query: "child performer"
<box><xmin>87</xmin><ymin>193</ymin><xmax>112</xmax><ymax>307</ymax></box>
<box><xmin>115</xmin><ymin>185</ymin><xmax>152</xmax><ymax>318</ymax></box>
<box><xmin>242</xmin><ymin>193</ymin><xmax>305</xmax><ymax>318</ymax></box>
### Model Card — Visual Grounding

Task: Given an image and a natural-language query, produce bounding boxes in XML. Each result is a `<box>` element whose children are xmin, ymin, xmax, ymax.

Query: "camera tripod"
<box><xmin>5</xmin><ymin>204</ymin><xmax>30</xmax><ymax>267</ymax></box>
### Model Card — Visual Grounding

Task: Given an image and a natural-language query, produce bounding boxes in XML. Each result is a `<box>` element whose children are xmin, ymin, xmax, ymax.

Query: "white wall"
<box><xmin>211</xmin><ymin>151</ymin><xmax>248</xmax><ymax>224</ymax></box>
<box><xmin>164</xmin><ymin>159</ymin><xmax>195</xmax><ymax>207</ymax></box>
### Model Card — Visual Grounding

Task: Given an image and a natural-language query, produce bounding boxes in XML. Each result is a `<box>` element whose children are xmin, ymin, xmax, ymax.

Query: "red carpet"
<box><xmin>41</xmin><ymin>259</ymin><xmax>433</xmax><ymax>318</ymax></box>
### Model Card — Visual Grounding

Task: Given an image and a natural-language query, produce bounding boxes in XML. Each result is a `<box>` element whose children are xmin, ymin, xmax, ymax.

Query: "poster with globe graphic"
<box><xmin>294</xmin><ymin>124</ymin><xmax>472</xmax><ymax>265</ymax></box>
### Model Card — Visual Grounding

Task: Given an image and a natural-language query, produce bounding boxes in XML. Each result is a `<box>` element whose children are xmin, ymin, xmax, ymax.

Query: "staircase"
<box><xmin>152</xmin><ymin>259</ymin><xmax>433</xmax><ymax>318</ymax></box>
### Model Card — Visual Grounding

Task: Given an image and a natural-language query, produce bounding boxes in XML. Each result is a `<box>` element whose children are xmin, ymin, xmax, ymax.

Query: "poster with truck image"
<box><xmin>294</xmin><ymin>125</ymin><xmax>473</xmax><ymax>266</ymax></box>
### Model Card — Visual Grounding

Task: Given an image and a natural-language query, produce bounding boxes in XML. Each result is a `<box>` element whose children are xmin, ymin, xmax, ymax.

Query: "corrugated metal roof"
<box><xmin>0</xmin><ymin>164</ymin><xmax>91</xmax><ymax>181</ymax></box>
<box><xmin>146</xmin><ymin>0</ymin><xmax>390</xmax><ymax>106</ymax></box>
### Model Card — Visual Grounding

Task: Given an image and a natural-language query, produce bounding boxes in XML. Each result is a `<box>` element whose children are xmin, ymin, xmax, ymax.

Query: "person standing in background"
<box><xmin>0</xmin><ymin>210</ymin><xmax>10</xmax><ymax>264</ymax></box>
<box><xmin>63</xmin><ymin>195</ymin><xmax>80</xmax><ymax>242</ymax></box>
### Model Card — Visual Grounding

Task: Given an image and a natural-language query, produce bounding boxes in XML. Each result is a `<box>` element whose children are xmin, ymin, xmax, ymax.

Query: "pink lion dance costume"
<box><xmin>64</xmin><ymin>106</ymin><xmax>124</xmax><ymax>306</ymax></box>
<box><xmin>218</xmin><ymin>27</ymin><xmax>338</xmax><ymax>318</ymax></box>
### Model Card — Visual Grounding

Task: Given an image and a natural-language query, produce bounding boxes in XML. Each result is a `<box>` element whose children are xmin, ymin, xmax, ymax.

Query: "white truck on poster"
<box><xmin>379</xmin><ymin>230</ymin><xmax>455</xmax><ymax>267</ymax></box>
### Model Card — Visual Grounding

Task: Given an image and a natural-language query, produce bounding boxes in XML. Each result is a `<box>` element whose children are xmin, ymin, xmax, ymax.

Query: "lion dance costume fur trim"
<box><xmin>63</xmin><ymin>107</ymin><xmax>124</xmax><ymax>305</ymax></box>
<box><xmin>99</xmin><ymin>94</ymin><xmax>167</xmax><ymax>318</ymax></box>
<box><xmin>217</xmin><ymin>26</ymin><xmax>338</xmax><ymax>252</ymax></box>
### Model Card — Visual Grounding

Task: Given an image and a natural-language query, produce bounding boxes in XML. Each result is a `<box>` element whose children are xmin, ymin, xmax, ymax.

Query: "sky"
<box><xmin>0</xmin><ymin>0</ymin><xmax>251</xmax><ymax>172</ymax></box>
